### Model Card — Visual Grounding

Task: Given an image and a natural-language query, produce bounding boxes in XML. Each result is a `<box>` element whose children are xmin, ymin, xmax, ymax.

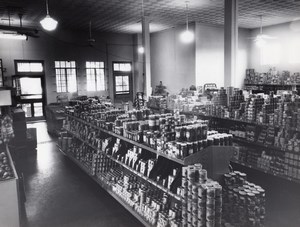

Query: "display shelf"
<box><xmin>63</xmin><ymin>127</ymin><xmax>181</xmax><ymax>201</ymax></box>
<box><xmin>181</xmin><ymin>111</ymin><xmax>300</xmax><ymax>131</ymax></box>
<box><xmin>0</xmin><ymin>144</ymin><xmax>20</xmax><ymax>227</ymax></box>
<box><xmin>233</xmin><ymin>137</ymin><xmax>300</xmax><ymax>155</ymax></box>
<box><xmin>181</xmin><ymin>111</ymin><xmax>300</xmax><ymax>134</ymax></box>
<box><xmin>61</xmin><ymin>146</ymin><xmax>154</xmax><ymax>227</ymax></box>
<box><xmin>231</xmin><ymin>160</ymin><xmax>300</xmax><ymax>184</ymax></box>
<box><xmin>66</xmin><ymin>114</ymin><xmax>234</xmax><ymax>166</ymax></box>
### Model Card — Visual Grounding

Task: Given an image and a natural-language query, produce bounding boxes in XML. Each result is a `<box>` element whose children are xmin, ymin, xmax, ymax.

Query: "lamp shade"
<box><xmin>180</xmin><ymin>29</ymin><xmax>194</xmax><ymax>43</ymax></box>
<box><xmin>138</xmin><ymin>46</ymin><xmax>145</xmax><ymax>54</ymax></box>
<box><xmin>40</xmin><ymin>15</ymin><xmax>58</xmax><ymax>31</ymax></box>
<box><xmin>255</xmin><ymin>35</ymin><xmax>266</xmax><ymax>48</ymax></box>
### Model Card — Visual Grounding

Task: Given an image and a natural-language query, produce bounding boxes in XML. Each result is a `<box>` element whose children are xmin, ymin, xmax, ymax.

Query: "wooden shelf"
<box><xmin>64</xmin><ymin>128</ymin><xmax>181</xmax><ymax>201</ymax></box>
<box><xmin>61</xmin><ymin>147</ymin><xmax>154</xmax><ymax>227</ymax></box>
<box><xmin>231</xmin><ymin>160</ymin><xmax>300</xmax><ymax>184</ymax></box>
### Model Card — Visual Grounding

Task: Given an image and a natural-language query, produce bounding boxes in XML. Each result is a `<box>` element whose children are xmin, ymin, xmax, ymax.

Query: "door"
<box><xmin>13</xmin><ymin>60</ymin><xmax>46</xmax><ymax>120</ymax></box>
<box><xmin>112</xmin><ymin>62</ymin><xmax>133</xmax><ymax>103</ymax></box>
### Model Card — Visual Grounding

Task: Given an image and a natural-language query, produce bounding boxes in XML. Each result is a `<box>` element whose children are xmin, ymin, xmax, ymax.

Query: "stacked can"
<box><xmin>181</xmin><ymin>164</ymin><xmax>222</xmax><ymax>227</ymax></box>
<box><xmin>222</xmin><ymin>171</ymin><xmax>266</xmax><ymax>227</ymax></box>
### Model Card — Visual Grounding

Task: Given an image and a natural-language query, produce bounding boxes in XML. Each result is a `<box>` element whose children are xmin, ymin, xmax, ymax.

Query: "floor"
<box><xmin>11</xmin><ymin>122</ymin><xmax>300</xmax><ymax>227</ymax></box>
<box><xmin>14</xmin><ymin>122</ymin><xmax>143</xmax><ymax>227</ymax></box>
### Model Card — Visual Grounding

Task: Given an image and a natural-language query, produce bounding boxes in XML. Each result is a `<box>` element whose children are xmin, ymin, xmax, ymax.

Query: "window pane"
<box><xmin>116</xmin><ymin>86</ymin><xmax>123</xmax><ymax>92</ymax></box>
<box><xmin>113</xmin><ymin>63</ymin><xmax>120</xmax><ymax>71</ymax></box>
<box><xmin>122</xmin><ymin>76</ymin><xmax>129</xmax><ymax>86</ymax></box>
<box><xmin>66</xmin><ymin>61</ymin><xmax>71</xmax><ymax>68</ymax></box>
<box><xmin>55</xmin><ymin>61</ymin><xmax>60</xmax><ymax>68</ymax></box>
<box><xmin>86</xmin><ymin>61</ymin><xmax>90</xmax><ymax>68</ymax></box>
<box><xmin>20</xmin><ymin>77</ymin><xmax>42</xmax><ymax>95</ymax></box>
<box><xmin>34</xmin><ymin>102</ymin><xmax>43</xmax><ymax>117</ymax></box>
<box><xmin>71</xmin><ymin>61</ymin><xmax>76</xmax><ymax>68</ymax></box>
<box><xmin>22</xmin><ymin>104</ymin><xmax>32</xmax><ymax>117</ymax></box>
<box><xmin>116</xmin><ymin>76</ymin><xmax>123</xmax><ymax>86</ymax></box>
<box><xmin>30</xmin><ymin>63</ymin><xmax>43</xmax><ymax>72</ymax></box>
<box><xmin>99</xmin><ymin>62</ymin><xmax>104</xmax><ymax>68</ymax></box>
<box><xmin>61</xmin><ymin>61</ymin><xmax>65</xmax><ymax>68</ymax></box>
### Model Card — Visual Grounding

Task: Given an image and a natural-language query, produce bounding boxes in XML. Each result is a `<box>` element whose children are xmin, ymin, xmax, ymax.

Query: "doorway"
<box><xmin>13</xmin><ymin>60</ymin><xmax>46</xmax><ymax>120</ymax></box>
<box><xmin>112</xmin><ymin>62</ymin><xmax>133</xmax><ymax>103</ymax></box>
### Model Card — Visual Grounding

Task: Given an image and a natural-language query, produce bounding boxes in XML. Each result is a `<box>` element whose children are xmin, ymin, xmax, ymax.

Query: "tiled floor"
<box><xmin>13</xmin><ymin>122</ymin><xmax>300</xmax><ymax>227</ymax></box>
<box><xmin>17</xmin><ymin>121</ymin><xmax>143</xmax><ymax>227</ymax></box>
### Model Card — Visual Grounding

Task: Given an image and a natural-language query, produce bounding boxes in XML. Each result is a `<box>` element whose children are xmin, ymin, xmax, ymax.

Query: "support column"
<box><xmin>224</xmin><ymin>0</ymin><xmax>238</xmax><ymax>87</ymax></box>
<box><xmin>142</xmin><ymin>16</ymin><xmax>152</xmax><ymax>98</ymax></box>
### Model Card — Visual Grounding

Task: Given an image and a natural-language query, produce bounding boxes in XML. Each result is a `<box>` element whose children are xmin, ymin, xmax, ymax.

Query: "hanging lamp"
<box><xmin>180</xmin><ymin>1</ymin><xmax>194</xmax><ymax>43</ymax></box>
<box><xmin>138</xmin><ymin>0</ymin><xmax>145</xmax><ymax>54</ymax></box>
<box><xmin>40</xmin><ymin>0</ymin><xmax>58</xmax><ymax>31</ymax></box>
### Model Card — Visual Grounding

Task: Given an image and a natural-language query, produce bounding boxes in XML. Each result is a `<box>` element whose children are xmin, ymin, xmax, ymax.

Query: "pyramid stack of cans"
<box><xmin>223</xmin><ymin>171</ymin><xmax>266</xmax><ymax>227</ymax></box>
<box><xmin>181</xmin><ymin>164</ymin><xmax>222</xmax><ymax>227</ymax></box>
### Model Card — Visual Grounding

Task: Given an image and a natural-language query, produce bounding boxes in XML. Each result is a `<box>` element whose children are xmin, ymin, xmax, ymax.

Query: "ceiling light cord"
<box><xmin>46</xmin><ymin>0</ymin><xmax>49</xmax><ymax>15</ymax></box>
<box><xmin>186</xmin><ymin>2</ymin><xmax>189</xmax><ymax>30</ymax></box>
<box><xmin>142</xmin><ymin>0</ymin><xmax>144</xmax><ymax>18</ymax></box>
<box><xmin>260</xmin><ymin>15</ymin><xmax>263</xmax><ymax>34</ymax></box>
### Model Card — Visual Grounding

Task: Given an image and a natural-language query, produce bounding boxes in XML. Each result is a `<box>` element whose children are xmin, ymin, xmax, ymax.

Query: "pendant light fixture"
<box><xmin>40</xmin><ymin>0</ymin><xmax>58</xmax><ymax>31</ymax></box>
<box><xmin>138</xmin><ymin>0</ymin><xmax>145</xmax><ymax>54</ymax></box>
<box><xmin>180</xmin><ymin>1</ymin><xmax>194</xmax><ymax>43</ymax></box>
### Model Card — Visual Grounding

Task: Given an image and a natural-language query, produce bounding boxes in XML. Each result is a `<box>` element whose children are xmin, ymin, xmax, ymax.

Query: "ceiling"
<box><xmin>0</xmin><ymin>0</ymin><xmax>300</xmax><ymax>33</ymax></box>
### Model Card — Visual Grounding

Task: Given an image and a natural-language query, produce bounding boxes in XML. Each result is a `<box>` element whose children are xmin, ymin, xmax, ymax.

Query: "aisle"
<box><xmin>20</xmin><ymin>122</ymin><xmax>143</xmax><ymax>227</ymax></box>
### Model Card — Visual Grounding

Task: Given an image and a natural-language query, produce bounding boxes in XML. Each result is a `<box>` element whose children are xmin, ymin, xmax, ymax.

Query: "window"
<box><xmin>55</xmin><ymin>61</ymin><xmax>77</xmax><ymax>93</ymax></box>
<box><xmin>115</xmin><ymin>75</ymin><xmax>130</xmax><ymax>94</ymax></box>
<box><xmin>86</xmin><ymin>61</ymin><xmax>105</xmax><ymax>91</ymax></box>
<box><xmin>113</xmin><ymin>63</ymin><xmax>131</xmax><ymax>72</ymax></box>
<box><xmin>16</xmin><ymin>62</ymin><xmax>43</xmax><ymax>73</ymax></box>
<box><xmin>113</xmin><ymin>62</ymin><xmax>132</xmax><ymax>95</ymax></box>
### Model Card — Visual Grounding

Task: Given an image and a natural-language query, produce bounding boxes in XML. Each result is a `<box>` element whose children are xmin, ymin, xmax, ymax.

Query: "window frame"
<box><xmin>54</xmin><ymin>61</ymin><xmax>77</xmax><ymax>93</ymax></box>
<box><xmin>14</xmin><ymin>60</ymin><xmax>44</xmax><ymax>75</ymax></box>
<box><xmin>86</xmin><ymin>61</ymin><xmax>105</xmax><ymax>92</ymax></box>
<box><xmin>112</xmin><ymin>61</ymin><xmax>132</xmax><ymax>97</ymax></box>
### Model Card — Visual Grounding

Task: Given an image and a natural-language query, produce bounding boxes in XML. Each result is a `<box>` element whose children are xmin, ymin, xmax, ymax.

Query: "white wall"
<box><xmin>195</xmin><ymin>23</ymin><xmax>251</xmax><ymax>89</ymax></box>
<box><xmin>150</xmin><ymin>24</ymin><xmax>196</xmax><ymax>94</ymax></box>
<box><xmin>249</xmin><ymin>21</ymin><xmax>300</xmax><ymax>74</ymax></box>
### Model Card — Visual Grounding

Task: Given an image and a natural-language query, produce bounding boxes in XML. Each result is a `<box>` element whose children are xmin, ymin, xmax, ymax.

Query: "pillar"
<box><xmin>224</xmin><ymin>0</ymin><xmax>238</xmax><ymax>87</ymax></box>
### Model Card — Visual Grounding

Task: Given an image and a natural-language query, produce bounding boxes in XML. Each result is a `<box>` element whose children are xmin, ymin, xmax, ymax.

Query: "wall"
<box><xmin>249</xmin><ymin>21</ymin><xmax>300</xmax><ymax>74</ymax></box>
<box><xmin>195</xmin><ymin>23</ymin><xmax>251</xmax><ymax>89</ymax></box>
<box><xmin>0</xmin><ymin>29</ymin><xmax>135</xmax><ymax>104</ymax></box>
<box><xmin>150</xmin><ymin>23</ymin><xmax>196</xmax><ymax>94</ymax></box>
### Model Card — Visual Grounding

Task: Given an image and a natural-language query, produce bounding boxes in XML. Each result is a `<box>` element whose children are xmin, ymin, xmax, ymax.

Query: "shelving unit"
<box><xmin>0</xmin><ymin>144</ymin><xmax>20</xmax><ymax>227</ymax></box>
<box><xmin>231</xmin><ymin>160</ymin><xmax>300</xmax><ymax>184</ymax></box>
<box><xmin>66</xmin><ymin>114</ymin><xmax>234</xmax><ymax>167</ymax></box>
<box><xmin>60</xmin><ymin>112</ymin><xmax>235</xmax><ymax>226</ymax></box>
<box><xmin>62</xmin><ymin>127</ymin><xmax>181</xmax><ymax>201</ymax></box>
<box><xmin>181</xmin><ymin>111</ymin><xmax>300</xmax><ymax>133</ymax></box>
<box><xmin>59</xmin><ymin>146</ymin><xmax>154</xmax><ymax>227</ymax></box>
<box><xmin>180</xmin><ymin>110</ymin><xmax>300</xmax><ymax>184</ymax></box>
